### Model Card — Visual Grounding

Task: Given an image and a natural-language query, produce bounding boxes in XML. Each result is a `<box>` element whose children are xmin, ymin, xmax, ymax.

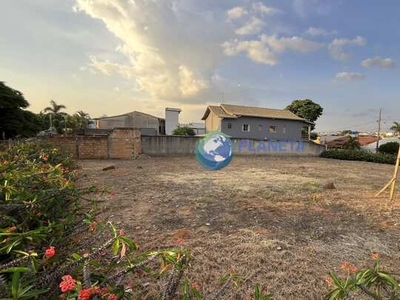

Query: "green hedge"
<box><xmin>379</xmin><ymin>141</ymin><xmax>399</xmax><ymax>155</ymax></box>
<box><xmin>320</xmin><ymin>149</ymin><xmax>396</xmax><ymax>165</ymax></box>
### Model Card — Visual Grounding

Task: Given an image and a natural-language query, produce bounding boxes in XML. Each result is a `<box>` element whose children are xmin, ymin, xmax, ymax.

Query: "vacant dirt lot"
<box><xmin>80</xmin><ymin>156</ymin><xmax>400</xmax><ymax>299</ymax></box>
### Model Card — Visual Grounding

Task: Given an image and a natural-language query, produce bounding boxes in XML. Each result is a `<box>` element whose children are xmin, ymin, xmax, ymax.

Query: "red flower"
<box><xmin>78</xmin><ymin>287</ymin><xmax>102</xmax><ymax>300</ymax></box>
<box><xmin>78</xmin><ymin>289</ymin><xmax>93</xmax><ymax>300</ymax></box>
<box><xmin>59</xmin><ymin>275</ymin><xmax>76</xmax><ymax>293</ymax></box>
<box><xmin>45</xmin><ymin>246</ymin><xmax>56</xmax><ymax>258</ymax></box>
<box><xmin>108</xmin><ymin>294</ymin><xmax>117</xmax><ymax>300</ymax></box>
<box><xmin>42</xmin><ymin>156</ymin><xmax>49</xmax><ymax>161</ymax></box>
<box><xmin>119</xmin><ymin>229</ymin><xmax>125</xmax><ymax>236</ymax></box>
<box><xmin>340</xmin><ymin>261</ymin><xmax>358</xmax><ymax>274</ymax></box>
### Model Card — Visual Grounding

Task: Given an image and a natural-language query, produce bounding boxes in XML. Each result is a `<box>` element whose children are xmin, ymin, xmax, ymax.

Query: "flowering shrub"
<box><xmin>326</xmin><ymin>255</ymin><xmax>399</xmax><ymax>299</ymax></box>
<box><xmin>1</xmin><ymin>142</ymin><xmax>268</xmax><ymax>299</ymax></box>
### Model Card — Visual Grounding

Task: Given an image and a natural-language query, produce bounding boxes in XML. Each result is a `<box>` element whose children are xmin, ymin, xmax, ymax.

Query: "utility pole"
<box><xmin>376</xmin><ymin>108</ymin><xmax>382</xmax><ymax>153</ymax></box>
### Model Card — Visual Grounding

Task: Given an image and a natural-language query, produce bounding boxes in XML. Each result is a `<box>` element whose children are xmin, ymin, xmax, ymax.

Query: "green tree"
<box><xmin>172</xmin><ymin>126</ymin><xmax>196</xmax><ymax>136</ymax></box>
<box><xmin>285</xmin><ymin>99</ymin><xmax>323</xmax><ymax>130</ymax></box>
<box><xmin>74</xmin><ymin>110</ymin><xmax>92</xmax><ymax>129</ymax></box>
<box><xmin>390</xmin><ymin>121</ymin><xmax>400</xmax><ymax>136</ymax></box>
<box><xmin>379</xmin><ymin>142</ymin><xmax>399</xmax><ymax>155</ymax></box>
<box><xmin>0</xmin><ymin>82</ymin><xmax>42</xmax><ymax>139</ymax></box>
<box><xmin>310</xmin><ymin>132</ymin><xmax>318</xmax><ymax>140</ymax></box>
<box><xmin>43</xmin><ymin>100</ymin><xmax>67</xmax><ymax>133</ymax></box>
<box><xmin>342</xmin><ymin>136</ymin><xmax>361</xmax><ymax>150</ymax></box>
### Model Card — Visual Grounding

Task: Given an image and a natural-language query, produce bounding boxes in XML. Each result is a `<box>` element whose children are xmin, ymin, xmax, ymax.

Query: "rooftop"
<box><xmin>202</xmin><ymin>103</ymin><xmax>312</xmax><ymax>123</ymax></box>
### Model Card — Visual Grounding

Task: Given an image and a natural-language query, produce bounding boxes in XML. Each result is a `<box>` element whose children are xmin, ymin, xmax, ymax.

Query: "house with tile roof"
<box><xmin>201</xmin><ymin>104</ymin><xmax>313</xmax><ymax>140</ymax></box>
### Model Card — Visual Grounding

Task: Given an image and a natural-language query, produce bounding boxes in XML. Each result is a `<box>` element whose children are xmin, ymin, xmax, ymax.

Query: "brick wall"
<box><xmin>108</xmin><ymin>129</ymin><xmax>134</xmax><ymax>159</ymax></box>
<box><xmin>77</xmin><ymin>136</ymin><xmax>108</xmax><ymax>159</ymax></box>
<box><xmin>40</xmin><ymin>128</ymin><xmax>141</xmax><ymax>159</ymax></box>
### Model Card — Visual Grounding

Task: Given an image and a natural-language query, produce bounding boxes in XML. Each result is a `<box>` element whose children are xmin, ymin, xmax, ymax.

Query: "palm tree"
<box><xmin>43</xmin><ymin>100</ymin><xmax>66</xmax><ymax>115</ymax></box>
<box><xmin>390</xmin><ymin>122</ymin><xmax>400</xmax><ymax>136</ymax></box>
<box><xmin>343</xmin><ymin>136</ymin><xmax>361</xmax><ymax>150</ymax></box>
<box><xmin>74</xmin><ymin>111</ymin><xmax>91</xmax><ymax>129</ymax></box>
<box><xmin>43</xmin><ymin>100</ymin><xmax>67</xmax><ymax>132</ymax></box>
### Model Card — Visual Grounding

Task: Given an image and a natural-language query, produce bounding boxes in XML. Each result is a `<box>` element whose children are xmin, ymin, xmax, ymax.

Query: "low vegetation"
<box><xmin>321</xmin><ymin>149</ymin><xmax>396</xmax><ymax>164</ymax></box>
<box><xmin>379</xmin><ymin>141</ymin><xmax>399</xmax><ymax>155</ymax></box>
<box><xmin>2</xmin><ymin>143</ymin><xmax>400</xmax><ymax>299</ymax></box>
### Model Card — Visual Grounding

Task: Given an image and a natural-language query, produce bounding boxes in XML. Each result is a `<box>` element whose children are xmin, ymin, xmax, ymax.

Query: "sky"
<box><xmin>1</xmin><ymin>0</ymin><xmax>399</xmax><ymax>132</ymax></box>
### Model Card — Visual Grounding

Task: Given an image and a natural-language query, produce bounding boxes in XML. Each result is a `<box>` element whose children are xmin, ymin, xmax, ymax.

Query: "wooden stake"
<box><xmin>376</xmin><ymin>143</ymin><xmax>400</xmax><ymax>200</ymax></box>
<box><xmin>389</xmin><ymin>145</ymin><xmax>400</xmax><ymax>200</ymax></box>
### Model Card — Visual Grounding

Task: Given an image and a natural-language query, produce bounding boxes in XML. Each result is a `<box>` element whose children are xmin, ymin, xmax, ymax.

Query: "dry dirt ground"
<box><xmin>79</xmin><ymin>156</ymin><xmax>400</xmax><ymax>299</ymax></box>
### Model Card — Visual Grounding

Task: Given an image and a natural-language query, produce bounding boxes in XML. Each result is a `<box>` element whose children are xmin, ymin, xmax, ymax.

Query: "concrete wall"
<box><xmin>141</xmin><ymin>135</ymin><xmax>199</xmax><ymax>154</ymax></box>
<box><xmin>221</xmin><ymin>117</ymin><xmax>307</xmax><ymax>140</ymax></box>
<box><xmin>141</xmin><ymin>135</ymin><xmax>326</xmax><ymax>156</ymax></box>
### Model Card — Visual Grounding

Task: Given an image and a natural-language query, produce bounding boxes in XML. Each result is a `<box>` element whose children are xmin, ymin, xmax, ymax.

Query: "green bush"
<box><xmin>379</xmin><ymin>141</ymin><xmax>399</xmax><ymax>155</ymax></box>
<box><xmin>172</xmin><ymin>126</ymin><xmax>196</xmax><ymax>136</ymax></box>
<box><xmin>320</xmin><ymin>150</ymin><xmax>396</xmax><ymax>165</ymax></box>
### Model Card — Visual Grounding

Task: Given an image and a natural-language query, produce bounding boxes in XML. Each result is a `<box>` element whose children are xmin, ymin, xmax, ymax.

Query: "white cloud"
<box><xmin>261</xmin><ymin>34</ymin><xmax>323</xmax><ymax>53</ymax></box>
<box><xmin>178</xmin><ymin>65</ymin><xmax>209</xmax><ymax>96</ymax></box>
<box><xmin>74</xmin><ymin>0</ymin><xmax>227</xmax><ymax>103</ymax></box>
<box><xmin>235</xmin><ymin>17</ymin><xmax>265</xmax><ymax>35</ymax></box>
<box><xmin>306</xmin><ymin>27</ymin><xmax>336</xmax><ymax>36</ymax></box>
<box><xmin>361</xmin><ymin>56</ymin><xmax>396</xmax><ymax>68</ymax></box>
<box><xmin>226</xmin><ymin>6</ymin><xmax>247</xmax><ymax>21</ymax></box>
<box><xmin>89</xmin><ymin>56</ymin><xmax>134</xmax><ymax>78</ymax></box>
<box><xmin>328</xmin><ymin>36</ymin><xmax>366</xmax><ymax>60</ymax></box>
<box><xmin>222</xmin><ymin>39</ymin><xmax>278</xmax><ymax>65</ymax></box>
<box><xmin>222</xmin><ymin>34</ymin><xmax>322</xmax><ymax>65</ymax></box>
<box><xmin>334</xmin><ymin>72</ymin><xmax>365</xmax><ymax>81</ymax></box>
<box><xmin>251</xmin><ymin>2</ymin><xmax>280</xmax><ymax>15</ymax></box>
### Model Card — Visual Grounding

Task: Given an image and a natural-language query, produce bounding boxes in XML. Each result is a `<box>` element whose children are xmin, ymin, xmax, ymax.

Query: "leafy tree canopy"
<box><xmin>172</xmin><ymin>126</ymin><xmax>196</xmax><ymax>136</ymax></box>
<box><xmin>0</xmin><ymin>82</ymin><xmax>43</xmax><ymax>139</ymax></box>
<box><xmin>390</xmin><ymin>122</ymin><xmax>400</xmax><ymax>136</ymax></box>
<box><xmin>0</xmin><ymin>81</ymin><xmax>29</xmax><ymax>110</ymax></box>
<box><xmin>285</xmin><ymin>99</ymin><xmax>323</xmax><ymax>129</ymax></box>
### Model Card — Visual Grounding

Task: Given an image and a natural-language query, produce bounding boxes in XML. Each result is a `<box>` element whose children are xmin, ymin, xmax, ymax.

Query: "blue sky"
<box><xmin>1</xmin><ymin>0</ymin><xmax>399</xmax><ymax>132</ymax></box>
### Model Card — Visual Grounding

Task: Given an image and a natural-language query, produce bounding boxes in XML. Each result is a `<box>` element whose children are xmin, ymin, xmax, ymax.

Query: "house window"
<box><xmin>269</xmin><ymin>126</ymin><xmax>277</xmax><ymax>133</ymax></box>
<box><xmin>242</xmin><ymin>124</ymin><xmax>250</xmax><ymax>132</ymax></box>
<box><xmin>258</xmin><ymin>124</ymin><xmax>263</xmax><ymax>130</ymax></box>
<box><xmin>227</xmin><ymin>123</ymin><xmax>232</xmax><ymax>129</ymax></box>
<box><xmin>283</xmin><ymin>126</ymin><xmax>287</xmax><ymax>134</ymax></box>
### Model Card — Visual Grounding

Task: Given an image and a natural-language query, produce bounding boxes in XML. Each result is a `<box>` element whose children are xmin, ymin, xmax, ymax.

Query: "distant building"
<box><xmin>362</xmin><ymin>137</ymin><xmax>399</xmax><ymax>153</ymax></box>
<box><xmin>202</xmin><ymin>103</ymin><xmax>313</xmax><ymax>140</ymax></box>
<box><xmin>165</xmin><ymin>108</ymin><xmax>181</xmax><ymax>135</ymax></box>
<box><xmin>327</xmin><ymin>136</ymin><xmax>378</xmax><ymax>149</ymax></box>
<box><xmin>95</xmin><ymin>111</ymin><xmax>165</xmax><ymax>135</ymax></box>
<box><xmin>180</xmin><ymin>122</ymin><xmax>206</xmax><ymax>135</ymax></box>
